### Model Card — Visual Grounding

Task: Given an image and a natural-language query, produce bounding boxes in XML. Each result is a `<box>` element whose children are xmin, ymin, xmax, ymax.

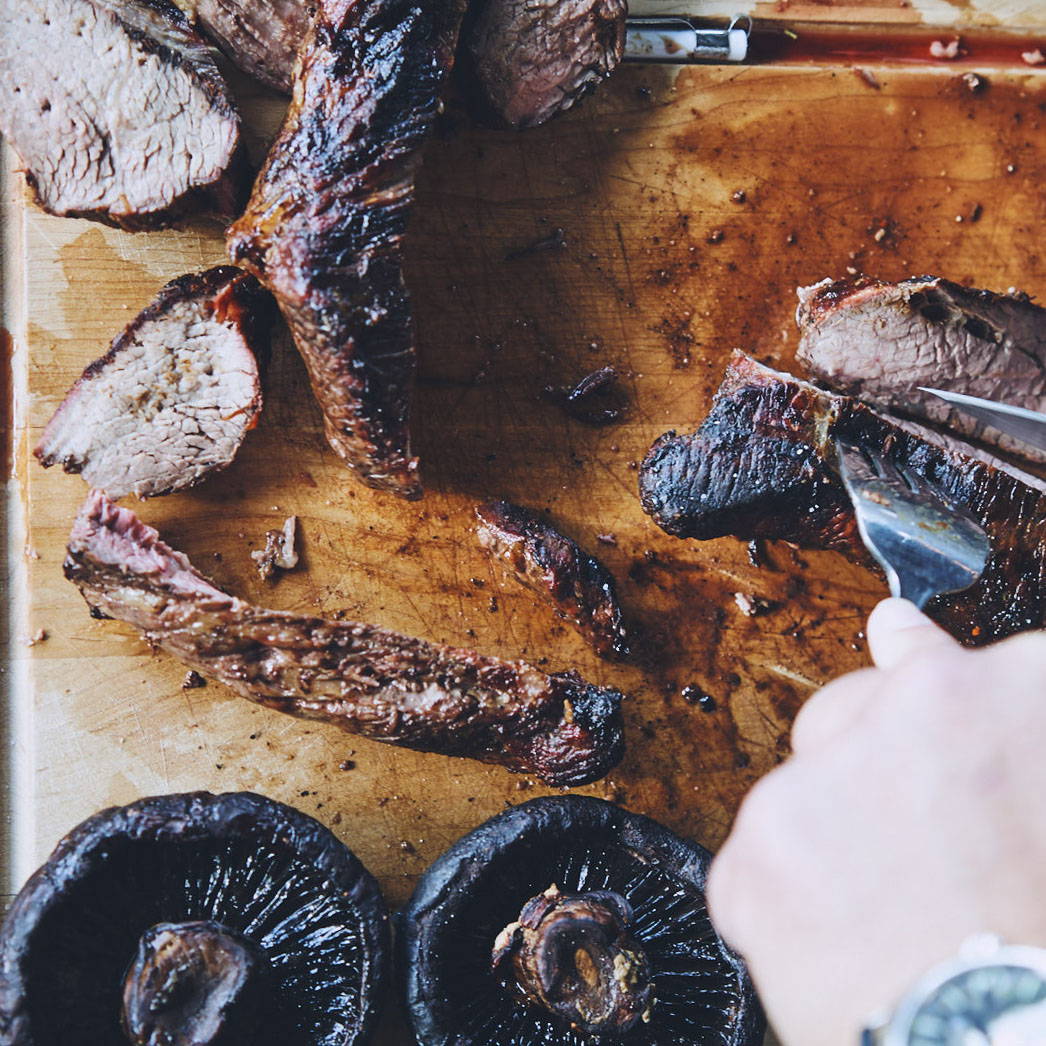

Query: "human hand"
<box><xmin>706</xmin><ymin>598</ymin><xmax>1046</xmax><ymax>1045</ymax></box>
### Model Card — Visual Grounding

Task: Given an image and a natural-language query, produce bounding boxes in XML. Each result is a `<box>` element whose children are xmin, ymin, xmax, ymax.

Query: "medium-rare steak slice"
<box><xmin>476</xmin><ymin>500</ymin><xmax>630</xmax><ymax>659</ymax></box>
<box><xmin>66</xmin><ymin>491</ymin><xmax>625</xmax><ymax>786</ymax></box>
<box><xmin>797</xmin><ymin>275</ymin><xmax>1046</xmax><ymax>465</ymax></box>
<box><xmin>468</xmin><ymin>0</ymin><xmax>627</xmax><ymax>129</ymax></box>
<box><xmin>228</xmin><ymin>0</ymin><xmax>469</xmax><ymax>499</ymax></box>
<box><xmin>190</xmin><ymin>0</ymin><xmax>309</xmax><ymax>93</ymax></box>
<box><xmin>639</xmin><ymin>351</ymin><xmax>1046</xmax><ymax>644</ymax></box>
<box><xmin>0</xmin><ymin>0</ymin><xmax>246</xmax><ymax>229</ymax></box>
<box><xmin>36</xmin><ymin>267</ymin><xmax>270</xmax><ymax>500</ymax></box>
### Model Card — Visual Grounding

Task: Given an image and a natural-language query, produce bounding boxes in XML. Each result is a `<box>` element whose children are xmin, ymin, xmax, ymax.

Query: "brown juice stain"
<box><xmin>14</xmin><ymin>62</ymin><xmax>1046</xmax><ymax>1046</ymax></box>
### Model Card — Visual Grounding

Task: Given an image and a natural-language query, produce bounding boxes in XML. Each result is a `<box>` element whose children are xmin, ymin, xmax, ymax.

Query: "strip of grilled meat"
<box><xmin>66</xmin><ymin>491</ymin><xmax>625</xmax><ymax>786</ymax></box>
<box><xmin>639</xmin><ymin>352</ymin><xmax>1046</xmax><ymax>644</ymax></box>
<box><xmin>227</xmin><ymin>0</ymin><xmax>469</xmax><ymax>499</ymax></box>
<box><xmin>476</xmin><ymin>501</ymin><xmax>629</xmax><ymax>660</ymax></box>
<box><xmin>797</xmin><ymin>275</ymin><xmax>1046</xmax><ymax>466</ymax></box>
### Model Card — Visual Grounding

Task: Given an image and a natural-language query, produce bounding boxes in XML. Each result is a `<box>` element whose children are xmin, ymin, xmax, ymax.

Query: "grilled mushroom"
<box><xmin>400</xmin><ymin>796</ymin><xmax>764</xmax><ymax>1044</ymax></box>
<box><xmin>0</xmin><ymin>792</ymin><xmax>388</xmax><ymax>1045</ymax></box>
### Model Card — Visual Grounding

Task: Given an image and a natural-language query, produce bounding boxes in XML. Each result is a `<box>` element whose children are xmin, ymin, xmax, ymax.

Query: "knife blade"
<box><xmin>919</xmin><ymin>387</ymin><xmax>1046</xmax><ymax>453</ymax></box>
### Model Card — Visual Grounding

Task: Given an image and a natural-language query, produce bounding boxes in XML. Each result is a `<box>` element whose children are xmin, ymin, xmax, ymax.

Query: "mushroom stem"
<box><xmin>492</xmin><ymin>885</ymin><xmax>653</xmax><ymax>1037</ymax></box>
<box><xmin>122</xmin><ymin>920</ymin><xmax>267</xmax><ymax>1046</ymax></box>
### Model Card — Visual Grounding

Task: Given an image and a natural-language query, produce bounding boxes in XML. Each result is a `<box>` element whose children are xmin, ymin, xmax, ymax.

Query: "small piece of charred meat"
<box><xmin>796</xmin><ymin>275</ymin><xmax>1046</xmax><ymax>465</ymax></box>
<box><xmin>228</xmin><ymin>0</ymin><xmax>470</xmax><ymax>499</ymax></box>
<box><xmin>35</xmin><ymin>268</ymin><xmax>270</xmax><ymax>500</ymax></box>
<box><xmin>639</xmin><ymin>351</ymin><xmax>1046</xmax><ymax>644</ymax></box>
<box><xmin>467</xmin><ymin>0</ymin><xmax>627</xmax><ymax>129</ymax></box>
<box><xmin>191</xmin><ymin>0</ymin><xmax>310</xmax><ymax>93</ymax></box>
<box><xmin>401</xmin><ymin>796</ymin><xmax>764</xmax><ymax>1044</ymax></box>
<box><xmin>476</xmin><ymin>501</ymin><xmax>629</xmax><ymax>659</ymax></box>
<box><xmin>65</xmin><ymin>491</ymin><xmax>625</xmax><ymax>786</ymax></box>
<box><xmin>0</xmin><ymin>0</ymin><xmax>247</xmax><ymax>229</ymax></box>
<box><xmin>0</xmin><ymin>792</ymin><xmax>388</xmax><ymax>1045</ymax></box>
<box><xmin>252</xmin><ymin>516</ymin><xmax>299</xmax><ymax>580</ymax></box>
<box><xmin>545</xmin><ymin>365</ymin><xmax>627</xmax><ymax>425</ymax></box>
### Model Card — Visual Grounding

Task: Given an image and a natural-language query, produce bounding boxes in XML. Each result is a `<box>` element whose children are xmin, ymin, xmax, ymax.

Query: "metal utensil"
<box><xmin>919</xmin><ymin>387</ymin><xmax>1046</xmax><ymax>453</ymax></box>
<box><xmin>624</xmin><ymin>15</ymin><xmax>751</xmax><ymax>64</ymax></box>
<box><xmin>835</xmin><ymin>440</ymin><xmax>991</xmax><ymax>609</ymax></box>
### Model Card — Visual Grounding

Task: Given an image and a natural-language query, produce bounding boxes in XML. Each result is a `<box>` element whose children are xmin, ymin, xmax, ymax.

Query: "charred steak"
<box><xmin>36</xmin><ymin>267</ymin><xmax>271</xmax><ymax>500</ymax></box>
<box><xmin>468</xmin><ymin>0</ymin><xmax>627</xmax><ymax>129</ymax></box>
<box><xmin>0</xmin><ymin>0</ymin><xmax>246</xmax><ymax>229</ymax></box>
<box><xmin>228</xmin><ymin>0</ymin><xmax>469</xmax><ymax>499</ymax></box>
<box><xmin>476</xmin><ymin>501</ymin><xmax>629</xmax><ymax>659</ymax></box>
<box><xmin>191</xmin><ymin>0</ymin><xmax>309</xmax><ymax>93</ymax></box>
<box><xmin>797</xmin><ymin>275</ymin><xmax>1046</xmax><ymax>465</ymax></box>
<box><xmin>66</xmin><ymin>491</ymin><xmax>625</xmax><ymax>786</ymax></box>
<box><xmin>639</xmin><ymin>352</ymin><xmax>1046</xmax><ymax>644</ymax></box>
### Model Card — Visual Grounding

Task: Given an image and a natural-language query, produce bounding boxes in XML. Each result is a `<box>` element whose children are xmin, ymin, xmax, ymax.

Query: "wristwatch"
<box><xmin>862</xmin><ymin>934</ymin><xmax>1046</xmax><ymax>1045</ymax></box>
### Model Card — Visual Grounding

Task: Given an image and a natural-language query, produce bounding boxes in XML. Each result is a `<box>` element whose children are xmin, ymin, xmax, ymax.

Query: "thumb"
<box><xmin>867</xmin><ymin>597</ymin><xmax>959</xmax><ymax>671</ymax></box>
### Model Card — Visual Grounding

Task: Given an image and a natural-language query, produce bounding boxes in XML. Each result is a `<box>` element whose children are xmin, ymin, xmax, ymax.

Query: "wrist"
<box><xmin>862</xmin><ymin>934</ymin><xmax>1046</xmax><ymax>1045</ymax></box>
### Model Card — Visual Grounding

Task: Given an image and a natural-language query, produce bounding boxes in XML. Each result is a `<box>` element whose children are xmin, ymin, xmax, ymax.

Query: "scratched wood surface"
<box><xmin>2</xmin><ymin>34</ymin><xmax>1045</xmax><ymax>1046</ymax></box>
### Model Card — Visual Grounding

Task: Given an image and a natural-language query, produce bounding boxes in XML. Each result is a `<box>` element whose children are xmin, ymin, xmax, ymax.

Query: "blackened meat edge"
<box><xmin>227</xmin><ymin>0</ymin><xmax>469</xmax><ymax>499</ymax></box>
<box><xmin>65</xmin><ymin>491</ymin><xmax>625</xmax><ymax>786</ymax></box>
<box><xmin>476</xmin><ymin>501</ymin><xmax>630</xmax><ymax>659</ymax></box>
<box><xmin>639</xmin><ymin>352</ymin><xmax>1046</xmax><ymax>644</ymax></box>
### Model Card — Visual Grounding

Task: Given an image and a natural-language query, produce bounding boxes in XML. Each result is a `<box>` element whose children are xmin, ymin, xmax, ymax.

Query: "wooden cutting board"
<box><xmin>2</xmin><ymin>17</ymin><xmax>1044</xmax><ymax>1044</ymax></box>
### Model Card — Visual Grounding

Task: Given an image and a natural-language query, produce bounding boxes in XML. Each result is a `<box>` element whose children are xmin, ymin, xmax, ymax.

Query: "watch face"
<box><xmin>906</xmin><ymin>964</ymin><xmax>1046</xmax><ymax>1045</ymax></box>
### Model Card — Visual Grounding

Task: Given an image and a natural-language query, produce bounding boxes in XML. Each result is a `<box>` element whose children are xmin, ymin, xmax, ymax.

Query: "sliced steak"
<box><xmin>228</xmin><ymin>0</ymin><xmax>469</xmax><ymax>499</ymax></box>
<box><xmin>476</xmin><ymin>501</ymin><xmax>630</xmax><ymax>660</ymax></box>
<box><xmin>0</xmin><ymin>0</ymin><xmax>246</xmax><ymax>229</ymax></box>
<box><xmin>468</xmin><ymin>0</ymin><xmax>627</xmax><ymax>129</ymax></box>
<box><xmin>36</xmin><ymin>267</ymin><xmax>271</xmax><ymax>499</ymax></box>
<box><xmin>191</xmin><ymin>0</ymin><xmax>309</xmax><ymax>93</ymax></box>
<box><xmin>797</xmin><ymin>275</ymin><xmax>1046</xmax><ymax>465</ymax></box>
<box><xmin>639</xmin><ymin>351</ymin><xmax>1046</xmax><ymax>644</ymax></box>
<box><xmin>66</xmin><ymin>490</ymin><xmax>625</xmax><ymax>786</ymax></box>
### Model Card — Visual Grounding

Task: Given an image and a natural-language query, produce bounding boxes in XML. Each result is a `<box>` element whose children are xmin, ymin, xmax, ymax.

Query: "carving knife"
<box><xmin>919</xmin><ymin>388</ymin><xmax>1046</xmax><ymax>453</ymax></box>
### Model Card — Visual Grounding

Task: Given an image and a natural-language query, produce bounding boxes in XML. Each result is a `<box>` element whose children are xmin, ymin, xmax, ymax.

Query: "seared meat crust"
<box><xmin>65</xmin><ymin>491</ymin><xmax>625</xmax><ymax>786</ymax></box>
<box><xmin>476</xmin><ymin>501</ymin><xmax>629</xmax><ymax>659</ymax></box>
<box><xmin>639</xmin><ymin>352</ymin><xmax>1046</xmax><ymax>644</ymax></box>
<box><xmin>228</xmin><ymin>0</ymin><xmax>469</xmax><ymax>498</ymax></box>
<box><xmin>797</xmin><ymin>275</ymin><xmax>1046</xmax><ymax>465</ymax></box>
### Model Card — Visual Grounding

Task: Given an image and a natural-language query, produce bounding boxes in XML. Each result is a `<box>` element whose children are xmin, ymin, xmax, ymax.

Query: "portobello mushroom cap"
<box><xmin>400</xmin><ymin>796</ymin><xmax>764</xmax><ymax>1044</ymax></box>
<box><xmin>0</xmin><ymin>792</ymin><xmax>389</xmax><ymax>1045</ymax></box>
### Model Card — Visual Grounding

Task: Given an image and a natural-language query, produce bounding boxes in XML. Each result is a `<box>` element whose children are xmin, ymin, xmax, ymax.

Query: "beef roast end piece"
<box><xmin>36</xmin><ymin>267</ymin><xmax>271</xmax><ymax>499</ymax></box>
<box><xmin>639</xmin><ymin>351</ymin><xmax>1046</xmax><ymax>644</ymax></box>
<box><xmin>65</xmin><ymin>491</ymin><xmax>625</xmax><ymax>786</ymax></box>
<box><xmin>476</xmin><ymin>500</ymin><xmax>630</xmax><ymax>659</ymax></box>
<box><xmin>191</xmin><ymin>0</ymin><xmax>310</xmax><ymax>93</ymax></box>
<box><xmin>796</xmin><ymin>274</ymin><xmax>1046</xmax><ymax>465</ymax></box>
<box><xmin>468</xmin><ymin>0</ymin><xmax>627</xmax><ymax>129</ymax></box>
<box><xmin>227</xmin><ymin>0</ymin><xmax>470</xmax><ymax>499</ymax></box>
<box><xmin>0</xmin><ymin>0</ymin><xmax>247</xmax><ymax>229</ymax></box>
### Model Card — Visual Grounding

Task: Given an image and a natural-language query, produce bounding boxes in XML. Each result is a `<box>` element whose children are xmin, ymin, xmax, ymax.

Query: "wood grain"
<box><xmin>2</xmin><ymin>50</ymin><xmax>1044</xmax><ymax>1046</ymax></box>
